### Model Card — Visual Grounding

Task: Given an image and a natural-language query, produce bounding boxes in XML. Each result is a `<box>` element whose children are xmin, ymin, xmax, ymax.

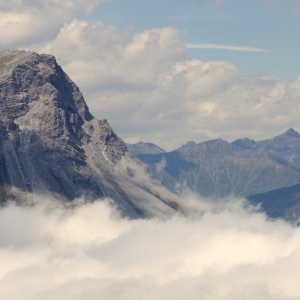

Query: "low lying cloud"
<box><xmin>0</xmin><ymin>196</ymin><xmax>299</xmax><ymax>300</ymax></box>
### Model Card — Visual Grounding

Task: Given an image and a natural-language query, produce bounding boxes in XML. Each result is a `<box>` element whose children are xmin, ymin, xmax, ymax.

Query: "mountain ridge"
<box><xmin>232</xmin><ymin>128</ymin><xmax>300</xmax><ymax>167</ymax></box>
<box><xmin>137</xmin><ymin>138</ymin><xmax>300</xmax><ymax>198</ymax></box>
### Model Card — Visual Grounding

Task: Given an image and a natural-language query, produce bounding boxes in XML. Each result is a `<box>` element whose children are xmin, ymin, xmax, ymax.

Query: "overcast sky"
<box><xmin>1</xmin><ymin>0</ymin><xmax>300</xmax><ymax>150</ymax></box>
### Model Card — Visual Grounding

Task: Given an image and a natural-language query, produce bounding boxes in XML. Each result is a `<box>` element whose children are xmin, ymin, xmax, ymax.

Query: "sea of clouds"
<box><xmin>0</xmin><ymin>196</ymin><xmax>300</xmax><ymax>300</ymax></box>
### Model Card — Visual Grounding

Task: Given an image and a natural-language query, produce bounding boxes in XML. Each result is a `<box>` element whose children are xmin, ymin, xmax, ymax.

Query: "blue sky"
<box><xmin>90</xmin><ymin>0</ymin><xmax>300</xmax><ymax>79</ymax></box>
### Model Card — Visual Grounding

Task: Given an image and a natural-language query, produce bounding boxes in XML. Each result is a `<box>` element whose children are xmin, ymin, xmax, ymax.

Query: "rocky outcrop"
<box><xmin>0</xmin><ymin>50</ymin><xmax>180</xmax><ymax>218</ymax></box>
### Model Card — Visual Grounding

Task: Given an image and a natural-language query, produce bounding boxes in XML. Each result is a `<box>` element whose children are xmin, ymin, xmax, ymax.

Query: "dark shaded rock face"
<box><xmin>247</xmin><ymin>183</ymin><xmax>300</xmax><ymax>223</ymax></box>
<box><xmin>0</xmin><ymin>50</ymin><xmax>179</xmax><ymax>218</ymax></box>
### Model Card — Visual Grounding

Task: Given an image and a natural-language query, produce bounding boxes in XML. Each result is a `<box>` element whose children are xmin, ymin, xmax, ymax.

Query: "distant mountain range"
<box><xmin>128</xmin><ymin>129</ymin><xmax>300</xmax><ymax>204</ymax></box>
<box><xmin>232</xmin><ymin>128</ymin><xmax>300</xmax><ymax>167</ymax></box>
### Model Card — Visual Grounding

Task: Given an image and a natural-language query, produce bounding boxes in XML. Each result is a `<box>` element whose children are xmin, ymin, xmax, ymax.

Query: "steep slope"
<box><xmin>126</xmin><ymin>142</ymin><xmax>166</xmax><ymax>156</ymax></box>
<box><xmin>137</xmin><ymin>139</ymin><xmax>300</xmax><ymax>197</ymax></box>
<box><xmin>232</xmin><ymin>128</ymin><xmax>300</xmax><ymax>166</ymax></box>
<box><xmin>247</xmin><ymin>183</ymin><xmax>300</xmax><ymax>222</ymax></box>
<box><xmin>0</xmin><ymin>50</ymin><xmax>181</xmax><ymax>218</ymax></box>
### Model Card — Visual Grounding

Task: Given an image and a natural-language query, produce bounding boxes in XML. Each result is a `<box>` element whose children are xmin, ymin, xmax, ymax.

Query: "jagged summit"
<box><xmin>281</xmin><ymin>128</ymin><xmax>300</xmax><ymax>138</ymax></box>
<box><xmin>0</xmin><ymin>50</ymin><xmax>181</xmax><ymax>218</ymax></box>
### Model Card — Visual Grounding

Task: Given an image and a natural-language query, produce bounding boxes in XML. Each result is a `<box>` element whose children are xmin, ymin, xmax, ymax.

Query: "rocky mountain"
<box><xmin>126</xmin><ymin>142</ymin><xmax>166</xmax><ymax>156</ymax></box>
<box><xmin>137</xmin><ymin>139</ymin><xmax>300</xmax><ymax>198</ymax></box>
<box><xmin>0</xmin><ymin>50</ymin><xmax>181</xmax><ymax>218</ymax></box>
<box><xmin>232</xmin><ymin>128</ymin><xmax>300</xmax><ymax>166</ymax></box>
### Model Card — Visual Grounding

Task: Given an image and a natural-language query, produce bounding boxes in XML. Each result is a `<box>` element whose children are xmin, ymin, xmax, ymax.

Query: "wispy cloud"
<box><xmin>186</xmin><ymin>43</ymin><xmax>269</xmax><ymax>52</ymax></box>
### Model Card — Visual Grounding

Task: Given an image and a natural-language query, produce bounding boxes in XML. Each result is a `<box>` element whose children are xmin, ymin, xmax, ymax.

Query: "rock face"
<box><xmin>126</xmin><ymin>142</ymin><xmax>166</xmax><ymax>156</ymax></box>
<box><xmin>137</xmin><ymin>139</ymin><xmax>300</xmax><ymax>198</ymax></box>
<box><xmin>0</xmin><ymin>50</ymin><xmax>180</xmax><ymax>218</ymax></box>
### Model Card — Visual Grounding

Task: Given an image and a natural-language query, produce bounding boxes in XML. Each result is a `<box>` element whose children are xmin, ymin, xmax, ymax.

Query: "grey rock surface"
<box><xmin>126</xmin><ymin>142</ymin><xmax>166</xmax><ymax>156</ymax></box>
<box><xmin>0</xmin><ymin>50</ymin><xmax>181</xmax><ymax>218</ymax></box>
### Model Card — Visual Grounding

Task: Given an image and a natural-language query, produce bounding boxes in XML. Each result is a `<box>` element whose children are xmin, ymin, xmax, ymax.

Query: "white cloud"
<box><xmin>33</xmin><ymin>20</ymin><xmax>300</xmax><ymax>150</ymax></box>
<box><xmin>156</xmin><ymin>158</ymin><xmax>166</xmax><ymax>173</ymax></box>
<box><xmin>0</xmin><ymin>0</ymin><xmax>110</xmax><ymax>48</ymax></box>
<box><xmin>186</xmin><ymin>43</ymin><xmax>269</xmax><ymax>52</ymax></box>
<box><xmin>1</xmin><ymin>1</ymin><xmax>300</xmax><ymax>150</ymax></box>
<box><xmin>0</xmin><ymin>197</ymin><xmax>299</xmax><ymax>299</ymax></box>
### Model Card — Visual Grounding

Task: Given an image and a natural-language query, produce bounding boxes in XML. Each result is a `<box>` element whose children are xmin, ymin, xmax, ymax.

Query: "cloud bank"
<box><xmin>0</xmin><ymin>197</ymin><xmax>299</xmax><ymax>300</ymax></box>
<box><xmin>34</xmin><ymin>20</ymin><xmax>300</xmax><ymax>150</ymax></box>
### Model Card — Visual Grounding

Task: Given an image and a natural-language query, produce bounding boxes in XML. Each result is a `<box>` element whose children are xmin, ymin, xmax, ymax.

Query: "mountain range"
<box><xmin>133</xmin><ymin>133</ymin><xmax>300</xmax><ymax>199</ymax></box>
<box><xmin>232</xmin><ymin>128</ymin><xmax>300</xmax><ymax>167</ymax></box>
<box><xmin>127</xmin><ymin>129</ymin><xmax>300</xmax><ymax>220</ymax></box>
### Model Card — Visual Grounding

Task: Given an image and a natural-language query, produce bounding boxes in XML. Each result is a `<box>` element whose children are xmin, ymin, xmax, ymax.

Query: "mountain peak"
<box><xmin>232</xmin><ymin>137</ymin><xmax>256</xmax><ymax>149</ymax></box>
<box><xmin>175</xmin><ymin>141</ymin><xmax>196</xmax><ymax>151</ymax></box>
<box><xmin>0</xmin><ymin>49</ymin><xmax>180</xmax><ymax>218</ymax></box>
<box><xmin>282</xmin><ymin>128</ymin><xmax>300</xmax><ymax>138</ymax></box>
<box><xmin>126</xmin><ymin>142</ymin><xmax>166</xmax><ymax>156</ymax></box>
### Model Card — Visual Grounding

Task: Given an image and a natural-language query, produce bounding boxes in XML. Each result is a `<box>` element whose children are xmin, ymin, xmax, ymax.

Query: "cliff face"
<box><xmin>0</xmin><ymin>50</ymin><xmax>179</xmax><ymax>218</ymax></box>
